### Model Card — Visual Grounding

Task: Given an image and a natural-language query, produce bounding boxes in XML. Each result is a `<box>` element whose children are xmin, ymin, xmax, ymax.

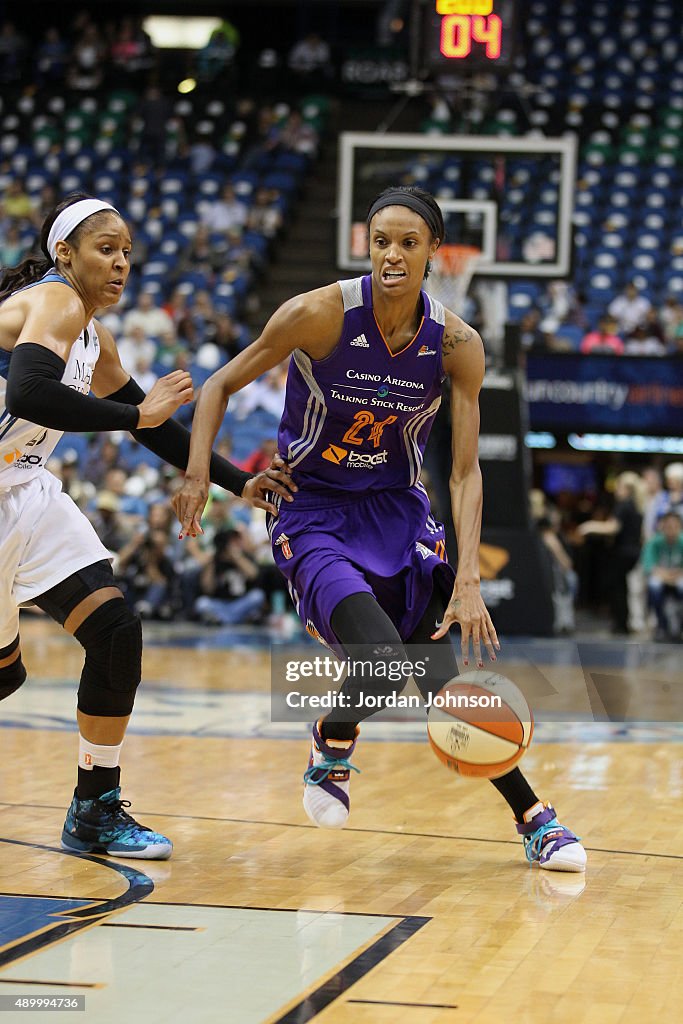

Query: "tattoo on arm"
<box><xmin>442</xmin><ymin>322</ymin><xmax>475</xmax><ymax>355</ymax></box>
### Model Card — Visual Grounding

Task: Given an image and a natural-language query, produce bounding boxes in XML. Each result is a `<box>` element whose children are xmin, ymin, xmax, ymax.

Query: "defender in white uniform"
<box><xmin>0</xmin><ymin>193</ymin><xmax>294</xmax><ymax>858</ymax></box>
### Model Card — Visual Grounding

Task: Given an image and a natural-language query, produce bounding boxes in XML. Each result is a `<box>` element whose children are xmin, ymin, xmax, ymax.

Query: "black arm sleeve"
<box><xmin>107</xmin><ymin>377</ymin><xmax>253</xmax><ymax>497</ymax></box>
<box><xmin>6</xmin><ymin>343</ymin><xmax>139</xmax><ymax>432</ymax></box>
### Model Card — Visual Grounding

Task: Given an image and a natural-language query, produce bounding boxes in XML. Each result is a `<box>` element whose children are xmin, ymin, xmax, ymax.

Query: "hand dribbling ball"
<box><xmin>427</xmin><ymin>670</ymin><xmax>533</xmax><ymax>779</ymax></box>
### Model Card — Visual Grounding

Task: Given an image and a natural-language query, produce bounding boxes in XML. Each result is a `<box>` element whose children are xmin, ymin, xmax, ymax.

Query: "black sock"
<box><xmin>489</xmin><ymin>768</ymin><xmax>539</xmax><ymax>822</ymax></box>
<box><xmin>77</xmin><ymin>765</ymin><xmax>121</xmax><ymax>800</ymax></box>
<box><xmin>320</xmin><ymin>719</ymin><xmax>357</xmax><ymax>742</ymax></box>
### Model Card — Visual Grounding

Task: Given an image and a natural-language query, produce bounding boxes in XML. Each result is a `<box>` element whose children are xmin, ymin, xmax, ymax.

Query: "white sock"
<box><xmin>78</xmin><ymin>735</ymin><xmax>123</xmax><ymax>771</ymax></box>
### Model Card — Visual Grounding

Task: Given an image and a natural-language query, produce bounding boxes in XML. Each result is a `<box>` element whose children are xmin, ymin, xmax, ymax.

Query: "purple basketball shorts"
<box><xmin>269</xmin><ymin>484</ymin><xmax>455</xmax><ymax>647</ymax></box>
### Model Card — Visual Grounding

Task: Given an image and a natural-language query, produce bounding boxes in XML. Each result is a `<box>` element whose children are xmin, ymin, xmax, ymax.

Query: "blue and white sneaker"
<box><xmin>516</xmin><ymin>802</ymin><xmax>586</xmax><ymax>872</ymax></box>
<box><xmin>303</xmin><ymin>720</ymin><xmax>360</xmax><ymax>829</ymax></box>
<box><xmin>61</xmin><ymin>788</ymin><xmax>173</xmax><ymax>860</ymax></box>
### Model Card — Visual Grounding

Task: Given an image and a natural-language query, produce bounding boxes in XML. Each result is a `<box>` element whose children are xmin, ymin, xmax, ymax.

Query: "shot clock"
<box><xmin>423</xmin><ymin>0</ymin><xmax>518</xmax><ymax>70</ymax></box>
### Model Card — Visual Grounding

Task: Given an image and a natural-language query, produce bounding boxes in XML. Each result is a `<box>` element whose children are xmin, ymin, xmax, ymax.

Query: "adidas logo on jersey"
<box><xmin>350</xmin><ymin>333</ymin><xmax>370</xmax><ymax>347</ymax></box>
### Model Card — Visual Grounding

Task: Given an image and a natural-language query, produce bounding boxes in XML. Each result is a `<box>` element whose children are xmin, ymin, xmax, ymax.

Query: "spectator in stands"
<box><xmin>649</xmin><ymin>462</ymin><xmax>683</xmax><ymax>526</ymax></box>
<box><xmin>518</xmin><ymin>309</ymin><xmax>545</xmax><ymax>352</ymax></box>
<box><xmin>241</xmin><ymin>438</ymin><xmax>279</xmax><ymax>476</ymax></box>
<box><xmin>104</xmin><ymin>466</ymin><xmax>148</xmax><ymax>531</ymax></box>
<box><xmin>127</xmin><ymin>351</ymin><xmax>158</xmax><ymax>395</ymax></box>
<box><xmin>178</xmin><ymin>224</ymin><xmax>224</xmax><ymax>282</ymax></box>
<box><xmin>577</xmin><ymin>472</ymin><xmax>644</xmax><ymax>634</ymax></box>
<box><xmin>195</xmin><ymin>528</ymin><xmax>266</xmax><ymax>626</ymax></box>
<box><xmin>661</xmin><ymin>296</ymin><xmax>683</xmax><ymax>348</ymax></box>
<box><xmin>287</xmin><ymin>32</ymin><xmax>332</xmax><ymax>89</ymax></box>
<box><xmin>0</xmin><ymin>224</ymin><xmax>27</xmax><ymax>267</ymax></box>
<box><xmin>195</xmin><ymin>20</ymin><xmax>240</xmax><ymax>84</ymax></box>
<box><xmin>52</xmin><ymin>449</ymin><xmax>96</xmax><ymax>511</ymax></box>
<box><xmin>89</xmin><ymin>490</ymin><xmax>126</xmax><ymax>554</ymax></box>
<box><xmin>117</xmin><ymin>523</ymin><xmax>175</xmax><ymax>620</ymax></box>
<box><xmin>0</xmin><ymin>21</ymin><xmax>28</xmax><ymax>85</ymax></box>
<box><xmin>608</xmin><ymin>282</ymin><xmax>651</xmax><ymax>337</ymax></box>
<box><xmin>538</xmin><ymin>508</ymin><xmax>578</xmax><ymax>635</ymax></box>
<box><xmin>196</xmin><ymin>489</ymin><xmax>242</xmax><ymax>547</ymax></box>
<box><xmin>1</xmin><ymin>180</ymin><xmax>35</xmax><ymax>228</ymax></box>
<box><xmin>83</xmin><ymin>437</ymin><xmax>123</xmax><ymax>489</ymax></box>
<box><xmin>665</xmin><ymin>310</ymin><xmax>683</xmax><ymax>353</ymax></box>
<box><xmin>546</xmin><ymin>280</ymin><xmax>587</xmax><ymax>331</ymax></box>
<box><xmin>640</xmin><ymin>466</ymin><xmax>663</xmax><ymax>540</ymax></box>
<box><xmin>122</xmin><ymin>291</ymin><xmax>175</xmax><ymax>342</ymax></box>
<box><xmin>273</xmin><ymin>111</ymin><xmax>319</xmax><ymax>158</ymax></box>
<box><xmin>67</xmin><ymin>22</ymin><xmax>105</xmax><ymax>91</ymax></box>
<box><xmin>34</xmin><ymin>184</ymin><xmax>59</xmax><ymax>225</ymax></box>
<box><xmin>213</xmin><ymin>311</ymin><xmax>250</xmax><ymax>357</ymax></box>
<box><xmin>136</xmin><ymin>85</ymin><xmax>172</xmax><ymax>166</ymax></box>
<box><xmin>247</xmin><ymin>188</ymin><xmax>283</xmax><ymax>240</ymax></box>
<box><xmin>623</xmin><ymin>322</ymin><xmax>666</xmax><ymax>356</ymax></box>
<box><xmin>117</xmin><ymin>324</ymin><xmax>158</xmax><ymax>378</ymax></box>
<box><xmin>580</xmin><ymin>315</ymin><xmax>624</xmax><ymax>355</ymax></box>
<box><xmin>109</xmin><ymin>18</ymin><xmax>154</xmax><ymax>85</ymax></box>
<box><xmin>536</xmin><ymin>316</ymin><xmax>575</xmax><ymax>353</ymax></box>
<box><xmin>231</xmin><ymin>365</ymin><xmax>287</xmax><ymax>422</ymax></box>
<box><xmin>200</xmin><ymin>184</ymin><xmax>248</xmax><ymax>237</ymax></box>
<box><xmin>221</xmin><ymin>228</ymin><xmax>256</xmax><ymax>274</ymax></box>
<box><xmin>179</xmin><ymin>291</ymin><xmax>219</xmax><ymax>352</ymax></box>
<box><xmin>188</xmin><ymin>135</ymin><xmax>217</xmax><ymax>176</ymax></box>
<box><xmin>162</xmin><ymin>286</ymin><xmax>190</xmax><ymax>329</ymax></box>
<box><xmin>642</xmin><ymin>511</ymin><xmax>683</xmax><ymax>642</ymax></box>
<box><xmin>35</xmin><ymin>27</ymin><xmax>68</xmax><ymax>85</ymax></box>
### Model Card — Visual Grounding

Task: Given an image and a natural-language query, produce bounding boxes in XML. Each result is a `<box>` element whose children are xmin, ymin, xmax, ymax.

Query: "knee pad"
<box><xmin>0</xmin><ymin>657</ymin><xmax>27</xmax><ymax>701</ymax></box>
<box><xmin>74</xmin><ymin>600</ymin><xmax>142</xmax><ymax>717</ymax></box>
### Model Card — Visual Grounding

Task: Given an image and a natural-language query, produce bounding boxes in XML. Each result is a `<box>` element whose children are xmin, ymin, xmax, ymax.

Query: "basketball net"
<box><xmin>426</xmin><ymin>244</ymin><xmax>481</xmax><ymax>314</ymax></box>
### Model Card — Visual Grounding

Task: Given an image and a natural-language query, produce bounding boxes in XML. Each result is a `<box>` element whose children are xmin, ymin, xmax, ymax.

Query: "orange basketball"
<box><xmin>427</xmin><ymin>670</ymin><xmax>533</xmax><ymax>779</ymax></box>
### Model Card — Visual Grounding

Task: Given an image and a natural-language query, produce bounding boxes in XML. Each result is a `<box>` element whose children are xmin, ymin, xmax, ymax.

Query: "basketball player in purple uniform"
<box><xmin>175</xmin><ymin>186</ymin><xmax>586</xmax><ymax>871</ymax></box>
<box><xmin>0</xmin><ymin>193</ymin><xmax>293</xmax><ymax>859</ymax></box>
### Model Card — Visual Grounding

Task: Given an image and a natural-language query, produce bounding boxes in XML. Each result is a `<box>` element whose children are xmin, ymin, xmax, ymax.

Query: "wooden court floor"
<box><xmin>0</xmin><ymin>617</ymin><xmax>681</xmax><ymax>1024</ymax></box>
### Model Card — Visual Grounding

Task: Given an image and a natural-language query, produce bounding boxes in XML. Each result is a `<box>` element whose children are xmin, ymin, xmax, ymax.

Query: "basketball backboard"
<box><xmin>338</xmin><ymin>132</ymin><xmax>578</xmax><ymax>278</ymax></box>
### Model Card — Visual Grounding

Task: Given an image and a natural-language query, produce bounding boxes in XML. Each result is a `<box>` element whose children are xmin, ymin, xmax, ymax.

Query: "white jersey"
<box><xmin>0</xmin><ymin>273</ymin><xmax>100</xmax><ymax>488</ymax></box>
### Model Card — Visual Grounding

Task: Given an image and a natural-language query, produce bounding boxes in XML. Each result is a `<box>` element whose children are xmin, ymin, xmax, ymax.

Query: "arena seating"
<box><xmin>417</xmin><ymin>0</ymin><xmax>683</xmax><ymax>327</ymax></box>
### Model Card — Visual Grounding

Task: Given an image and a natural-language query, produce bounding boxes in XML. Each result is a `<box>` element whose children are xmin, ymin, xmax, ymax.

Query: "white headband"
<box><xmin>47</xmin><ymin>199</ymin><xmax>119</xmax><ymax>261</ymax></box>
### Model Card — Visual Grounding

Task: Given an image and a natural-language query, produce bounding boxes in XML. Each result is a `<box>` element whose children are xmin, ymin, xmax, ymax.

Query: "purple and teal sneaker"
<box><xmin>516</xmin><ymin>802</ymin><xmax>586</xmax><ymax>872</ymax></box>
<box><xmin>61</xmin><ymin>788</ymin><xmax>173</xmax><ymax>860</ymax></box>
<box><xmin>303</xmin><ymin>720</ymin><xmax>360</xmax><ymax>829</ymax></box>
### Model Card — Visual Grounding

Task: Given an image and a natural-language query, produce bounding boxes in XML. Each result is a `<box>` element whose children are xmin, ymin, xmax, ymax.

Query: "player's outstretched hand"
<box><xmin>173</xmin><ymin>477</ymin><xmax>208</xmax><ymax>539</ymax></box>
<box><xmin>137</xmin><ymin>370</ymin><xmax>194</xmax><ymax>429</ymax></box>
<box><xmin>242</xmin><ymin>454</ymin><xmax>297</xmax><ymax>515</ymax></box>
<box><xmin>431</xmin><ymin>582</ymin><xmax>500</xmax><ymax>668</ymax></box>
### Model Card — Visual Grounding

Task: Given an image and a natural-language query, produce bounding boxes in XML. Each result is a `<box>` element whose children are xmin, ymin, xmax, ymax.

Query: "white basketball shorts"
<box><xmin>0</xmin><ymin>471</ymin><xmax>112</xmax><ymax>648</ymax></box>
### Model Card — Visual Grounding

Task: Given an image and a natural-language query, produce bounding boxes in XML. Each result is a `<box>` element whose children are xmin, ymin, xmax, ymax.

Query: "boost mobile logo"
<box><xmin>348</xmin><ymin>450</ymin><xmax>388</xmax><ymax>468</ymax></box>
<box><xmin>322</xmin><ymin>444</ymin><xmax>348</xmax><ymax>464</ymax></box>
<box><xmin>322</xmin><ymin>444</ymin><xmax>388</xmax><ymax>469</ymax></box>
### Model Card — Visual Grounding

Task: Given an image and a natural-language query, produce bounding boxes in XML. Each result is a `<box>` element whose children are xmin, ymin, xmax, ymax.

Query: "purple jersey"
<box><xmin>278</xmin><ymin>275</ymin><xmax>446</xmax><ymax>493</ymax></box>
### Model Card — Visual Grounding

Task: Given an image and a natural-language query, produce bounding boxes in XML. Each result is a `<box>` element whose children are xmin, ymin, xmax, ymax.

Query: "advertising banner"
<box><xmin>526</xmin><ymin>355</ymin><xmax>683</xmax><ymax>434</ymax></box>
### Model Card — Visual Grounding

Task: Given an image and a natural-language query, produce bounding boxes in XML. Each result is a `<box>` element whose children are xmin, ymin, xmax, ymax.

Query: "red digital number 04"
<box><xmin>440</xmin><ymin>14</ymin><xmax>502</xmax><ymax>59</ymax></box>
